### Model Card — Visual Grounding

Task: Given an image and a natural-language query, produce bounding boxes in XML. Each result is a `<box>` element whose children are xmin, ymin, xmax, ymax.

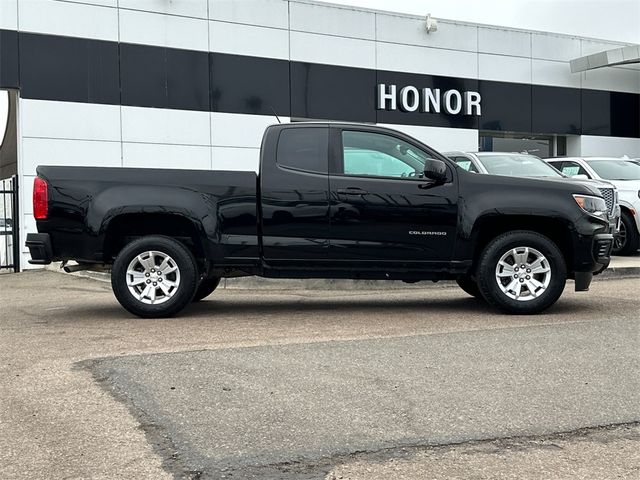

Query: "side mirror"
<box><xmin>423</xmin><ymin>159</ymin><xmax>448</xmax><ymax>184</ymax></box>
<box><xmin>573</xmin><ymin>174</ymin><xmax>589</xmax><ymax>180</ymax></box>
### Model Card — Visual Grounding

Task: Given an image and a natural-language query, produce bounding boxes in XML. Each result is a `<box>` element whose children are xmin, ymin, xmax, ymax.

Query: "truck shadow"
<box><xmin>182</xmin><ymin>296</ymin><xmax>595</xmax><ymax>318</ymax></box>
<box><xmin>54</xmin><ymin>293</ymin><xmax>600</xmax><ymax>322</ymax></box>
<box><xmin>184</xmin><ymin>296</ymin><xmax>498</xmax><ymax>316</ymax></box>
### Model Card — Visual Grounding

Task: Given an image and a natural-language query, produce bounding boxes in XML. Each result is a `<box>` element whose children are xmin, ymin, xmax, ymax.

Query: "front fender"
<box><xmin>618</xmin><ymin>199</ymin><xmax>640</xmax><ymax>232</ymax></box>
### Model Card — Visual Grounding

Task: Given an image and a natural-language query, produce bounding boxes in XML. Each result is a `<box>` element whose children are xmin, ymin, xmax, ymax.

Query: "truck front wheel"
<box><xmin>476</xmin><ymin>231</ymin><xmax>567</xmax><ymax>314</ymax></box>
<box><xmin>111</xmin><ymin>235</ymin><xmax>198</xmax><ymax>318</ymax></box>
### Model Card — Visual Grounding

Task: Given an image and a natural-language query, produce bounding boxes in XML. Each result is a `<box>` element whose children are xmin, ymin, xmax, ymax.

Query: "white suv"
<box><xmin>546</xmin><ymin>157</ymin><xmax>640</xmax><ymax>255</ymax></box>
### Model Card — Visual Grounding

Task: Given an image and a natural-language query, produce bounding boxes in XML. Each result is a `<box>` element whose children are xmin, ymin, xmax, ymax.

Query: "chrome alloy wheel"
<box><xmin>613</xmin><ymin>221</ymin><xmax>626</xmax><ymax>252</ymax></box>
<box><xmin>126</xmin><ymin>250</ymin><xmax>181</xmax><ymax>305</ymax></box>
<box><xmin>495</xmin><ymin>247</ymin><xmax>551</xmax><ymax>301</ymax></box>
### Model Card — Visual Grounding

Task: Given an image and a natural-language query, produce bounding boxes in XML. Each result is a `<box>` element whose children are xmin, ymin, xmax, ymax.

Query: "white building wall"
<box><xmin>0</xmin><ymin>0</ymin><xmax>18</xmax><ymax>30</ymax></box>
<box><xmin>9</xmin><ymin>0</ymin><xmax>640</xmax><ymax>269</ymax></box>
<box><xmin>567</xmin><ymin>136</ymin><xmax>640</xmax><ymax>157</ymax></box>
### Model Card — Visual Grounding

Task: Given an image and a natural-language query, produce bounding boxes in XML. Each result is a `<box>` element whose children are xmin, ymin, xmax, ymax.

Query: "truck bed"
<box><xmin>35</xmin><ymin>165</ymin><xmax>259</xmax><ymax>265</ymax></box>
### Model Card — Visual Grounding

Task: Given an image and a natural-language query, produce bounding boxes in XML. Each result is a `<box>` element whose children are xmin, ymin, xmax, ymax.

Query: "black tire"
<box><xmin>476</xmin><ymin>231</ymin><xmax>567</xmax><ymax>315</ymax></box>
<box><xmin>192</xmin><ymin>278</ymin><xmax>221</xmax><ymax>302</ymax></box>
<box><xmin>111</xmin><ymin>235</ymin><xmax>198</xmax><ymax>318</ymax></box>
<box><xmin>456</xmin><ymin>275</ymin><xmax>482</xmax><ymax>299</ymax></box>
<box><xmin>613</xmin><ymin>211</ymin><xmax>640</xmax><ymax>256</ymax></box>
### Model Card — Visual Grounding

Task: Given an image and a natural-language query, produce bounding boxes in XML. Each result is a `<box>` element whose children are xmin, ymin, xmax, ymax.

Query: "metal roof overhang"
<box><xmin>570</xmin><ymin>44</ymin><xmax>640</xmax><ymax>73</ymax></box>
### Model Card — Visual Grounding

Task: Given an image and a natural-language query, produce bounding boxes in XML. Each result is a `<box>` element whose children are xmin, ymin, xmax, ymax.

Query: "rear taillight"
<box><xmin>33</xmin><ymin>177</ymin><xmax>48</xmax><ymax>220</ymax></box>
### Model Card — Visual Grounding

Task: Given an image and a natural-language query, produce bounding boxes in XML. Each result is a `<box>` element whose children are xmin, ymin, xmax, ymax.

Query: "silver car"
<box><xmin>444</xmin><ymin>151</ymin><xmax>621</xmax><ymax>240</ymax></box>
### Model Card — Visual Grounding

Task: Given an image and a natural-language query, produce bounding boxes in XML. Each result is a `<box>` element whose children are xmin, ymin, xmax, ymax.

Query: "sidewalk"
<box><xmin>600</xmin><ymin>254</ymin><xmax>640</xmax><ymax>279</ymax></box>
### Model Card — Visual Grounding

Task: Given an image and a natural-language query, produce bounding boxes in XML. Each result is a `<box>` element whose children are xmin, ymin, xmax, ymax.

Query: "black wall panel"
<box><xmin>290</xmin><ymin>62</ymin><xmax>375</xmax><ymax>122</ymax></box>
<box><xmin>581</xmin><ymin>89</ymin><xmax>610</xmax><ymax>136</ymax></box>
<box><xmin>609</xmin><ymin>91</ymin><xmax>640</xmax><ymax>138</ymax></box>
<box><xmin>120</xmin><ymin>43</ymin><xmax>209</xmax><ymax>111</ymax></box>
<box><xmin>582</xmin><ymin>89</ymin><xmax>640</xmax><ymax>138</ymax></box>
<box><xmin>19</xmin><ymin>32</ymin><xmax>119</xmax><ymax>104</ymax></box>
<box><xmin>532</xmin><ymin>85</ymin><xmax>581</xmax><ymax>135</ymax></box>
<box><xmin>478</xmin><ymin>80</ymin><xmax>532</xmax><ymax>133</ymax></box>
<box><xmin>167</xmin><ymin>48</ymin><xmax>210</xmax><ymax>111</ymax></box>
<box><xmin>210</xmin><ymin>53</ymin><xmax>290</xmax><ymax>116</ymax></box>
<box><xmin>120</xmin><ymin>43</ymin><xmax>165</xmax><ymax>108</ymax></box>
<box><xmin>0</xmin><ymin>30</ymin><xmax>19</xmax><ymax>89</ymax></box>
<box><xmin>376</xmin><ymin>70</ymin><xmax>478</xmax><ymax>129</ymax></box>
<box><xmin>0</xmin><ymin>29</ymin><xmax>637</xmax><ymax>138</ymax></box>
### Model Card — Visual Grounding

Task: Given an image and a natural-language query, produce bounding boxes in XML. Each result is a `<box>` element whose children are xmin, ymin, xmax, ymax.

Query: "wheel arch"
<box><xmin>469</xmin><ymin>215</ymin><xmax>574</xmax><ymax>273</ymax></box>
<box><xmin>102</xmin><ymin>213</ymin><xmax>207</xmax><ymax>266</ymax></box>
<box><xmin>619</xmin><ymin>204</ymin><xmax>640</xmax><ymax>233</ymax></box>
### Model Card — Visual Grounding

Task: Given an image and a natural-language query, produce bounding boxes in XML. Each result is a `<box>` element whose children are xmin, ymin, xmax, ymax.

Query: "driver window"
<box><xmin>341</xmin><ymin>131</ymin><xmax>432</xmax><ymax>179</ymax></box>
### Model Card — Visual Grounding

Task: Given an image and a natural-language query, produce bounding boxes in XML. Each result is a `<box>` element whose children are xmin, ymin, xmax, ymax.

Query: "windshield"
<box><xmin>586</xmin><ymin>160</ymin><xmax>640</xmax><ymax>180</ymax></box>
<box><xmin>477</xmin><ymin>154</ymin><xmax>562</xmax><ymax>178</ymax></box>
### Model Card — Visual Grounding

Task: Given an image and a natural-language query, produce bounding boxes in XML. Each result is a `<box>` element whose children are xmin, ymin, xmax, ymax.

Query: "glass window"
<box><xmin>449</xmin><ymin>156</ymin><xmax>479</xmax><ymax>173</ymax></box>
<box><xmin>277</xmin><ymin>127</ymin><xmax>328</xmax><ymax>173</ymax></box>
<box><xmin>556</xmin><ymin>161</ymin><xmax>589</xmax><ymax>177</ymax></box>
<box><xmin>479</xmin><ymin>134</ymin><xmax>552</xmax><ymax>157</ymax></box>
<box><xmin>341</xmin><ymin>131</ymin><xmax>432</xmax><ymax>179</ymax></box>
<box><xmin>477</xmin><ymin>154</ymin><xmax>562</xmax><ymax>178</ymax></box>
<box><xmin>586</xmin><ymin>160</ymin><xmax>640</xmax><ymax>180</ymax></box>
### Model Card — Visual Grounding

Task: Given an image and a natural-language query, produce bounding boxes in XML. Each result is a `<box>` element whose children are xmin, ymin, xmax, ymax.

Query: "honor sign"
<box><xmin>377</xmin><ymin>84</ymin><xmax>482</xmax><ymax>116</ymax></box>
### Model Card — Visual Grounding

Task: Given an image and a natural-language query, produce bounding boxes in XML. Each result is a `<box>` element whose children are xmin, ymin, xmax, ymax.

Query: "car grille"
<box><xmin>598</xmin><ymin>188</ymin><xmax>615</xmax><ymax>215</ymax></box>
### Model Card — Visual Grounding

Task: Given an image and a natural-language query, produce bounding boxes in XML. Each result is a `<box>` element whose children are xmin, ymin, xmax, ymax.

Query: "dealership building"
<box><xmin>0</xmin><ymin>0</ymin><xmax>639</xmax><ymax>270</ymax></box>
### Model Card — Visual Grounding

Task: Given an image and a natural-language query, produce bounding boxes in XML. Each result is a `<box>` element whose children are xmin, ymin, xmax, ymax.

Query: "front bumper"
<box><xmin>26</xmin><ymin>233</ymin><xmax>53</xmax><ymax>265</ymax></box>
<box><xmin>573</xmin><ymin>232</ymin><xmax>613</xmax><ymax>291</ymax></box>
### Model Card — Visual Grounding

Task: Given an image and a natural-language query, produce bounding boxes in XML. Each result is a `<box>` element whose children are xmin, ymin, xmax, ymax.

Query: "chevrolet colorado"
<box><xmin>26</xmin><ymin>123</ymin><xmax>613</xmax><ymax>317</ymax></box>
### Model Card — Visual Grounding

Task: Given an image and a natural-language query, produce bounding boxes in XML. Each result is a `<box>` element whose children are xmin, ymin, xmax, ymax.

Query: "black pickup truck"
<box><xmin>27</xmin><ymin>123</ymin><xmax>613</xmax><ymax>317</ymax></box>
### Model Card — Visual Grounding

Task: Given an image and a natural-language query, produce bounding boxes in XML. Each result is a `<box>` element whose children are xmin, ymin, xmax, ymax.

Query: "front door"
<box><xmin>328</xmin><ymin>127</ymin><xmax>458</xmax><ymax>268</ymax></box>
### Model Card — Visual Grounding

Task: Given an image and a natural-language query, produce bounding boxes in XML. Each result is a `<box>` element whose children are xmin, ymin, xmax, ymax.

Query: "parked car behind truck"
<box><xmin>444</xmin><ymin>151</ymin><xmax>621</xmax><ymax>239</ymax></box>
<box><xmin>546</xmin><ymin>157</ymin><xmax>640</xmax><ymax>255</ymax></box>
<box><xmin>27</xmin><ymin>123</ymin><xmax>613</xmax><ymax>317</ymax></box>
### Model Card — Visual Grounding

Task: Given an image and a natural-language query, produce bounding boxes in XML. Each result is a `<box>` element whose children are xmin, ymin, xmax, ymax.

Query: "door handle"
<box><xmin>337</xmin><ymin>187</ymin><xmax>368</xmax><ymax>195</ymax></box>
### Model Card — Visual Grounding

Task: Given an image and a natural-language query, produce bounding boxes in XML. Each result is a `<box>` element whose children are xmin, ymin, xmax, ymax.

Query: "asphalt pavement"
<box><xmin>1</xmin><ymin>270</ymin><xmax>639</xmax><ymax>479</ymax></box>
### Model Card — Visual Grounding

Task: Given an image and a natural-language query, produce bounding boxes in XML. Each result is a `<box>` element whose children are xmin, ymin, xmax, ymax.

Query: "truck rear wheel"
<box><xmin>476</xmin><ymin>231</ymin><xmax>566</xmax><ymax>314</ymax></box>
<box><xmin>111</xmin><ymin>235</ymin><xmax>198</xmax><ymax>318</ymax></box>
<box><xmin>192</xmin><ymin>278</ymin><xmax>221</xmax><ymax>302</ymax></box>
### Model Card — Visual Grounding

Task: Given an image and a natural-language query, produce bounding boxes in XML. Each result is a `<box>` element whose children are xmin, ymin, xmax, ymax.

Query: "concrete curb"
<box><xmin>597</xmin><ymin>266</ymin><xmax>640</xmax><ymax>280</ymax></box>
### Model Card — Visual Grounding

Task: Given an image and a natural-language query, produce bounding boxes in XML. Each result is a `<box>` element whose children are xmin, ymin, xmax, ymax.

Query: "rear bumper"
<box><xmin>26</xmin><ymin>233</ymin><xmax>53</xmax><ymax>265</ymax></box>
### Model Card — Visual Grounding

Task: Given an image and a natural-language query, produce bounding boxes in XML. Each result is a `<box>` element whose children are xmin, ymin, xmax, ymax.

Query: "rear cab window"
<box><xmin>276</xmin><ymin>127</ymin><xmax>328</xmax><ymax>174</ymax></box>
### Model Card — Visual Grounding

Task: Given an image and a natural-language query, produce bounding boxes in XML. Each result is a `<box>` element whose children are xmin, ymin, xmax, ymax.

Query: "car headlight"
<box><xmin>573</xmin><ymin>194</ymin><xmax>607</xmax><ymax>217</ymax></box>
